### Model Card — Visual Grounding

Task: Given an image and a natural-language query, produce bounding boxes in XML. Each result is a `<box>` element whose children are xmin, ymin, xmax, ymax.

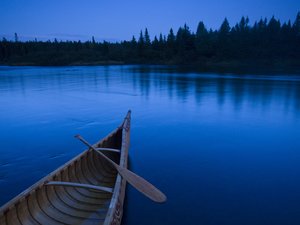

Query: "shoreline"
<box><xmin>1</xmin><ymin>60</ymin><xmax>300</xmax><ymax>75</ymax></box>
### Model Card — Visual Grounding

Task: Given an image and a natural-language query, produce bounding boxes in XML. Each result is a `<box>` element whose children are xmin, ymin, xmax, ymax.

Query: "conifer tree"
<box><xmin>238</xmin><ymin>16</ymin><xmax>250</xmax><ymax>33</ymax></box>
<box><xmin>131</xmin><ymin>36</ymin><xmax>137</xmax><ymax>45</ymax></box>
<box><xmin>268</xmin><ymin>16</ymin><xmax>281</xmax><ymax>35</ymax></box>
<box><xmin>152</xmin><ymin>36</ymin><xmax>159</xmax><ymax>50</ymax></box>
<box><xmin>167</xmin><ymin>28</ymin><xmax>175</xmax><ymax>44</ymax></box>
<box><xmin>196</xmin><ymin>22</ymin><xmax>208</xmax><ymax>38</ymax></box>
<box><xmin>293</xmin><ymin>12</ymin><xmax>300</xmax><ymax>36</ymax></box>
<box><xmin>219</xmin><ymin>18</ymin><xmax>230</xmax><ymax>36</ymax></box>
<box><xmin>138</xmin><ymin>30</ymin><xmax>145</xmax><ymax>57</ymax></box>
<box><xmin>158</xmin><ymin>33</ymin><xmax>163</xmax><ymax>43</ymax></box>
<box><xmin>144</xmin><ymin>28</ymin><xmax>151</xmax><ymax>46</ymax></box>
<box><xmin>195</xmin><ymin>22</ymin><xmax>208</xmax><ymax>45</ymax></box>
<box><xmin>14</xmin><ymin>33</ymin><xmax>19</xmax><ymax>42</ymax></box>
<box><xmin>138</xmin><ymin>30</ymin><xmax>144</xmax><ymax>44</ymax></box>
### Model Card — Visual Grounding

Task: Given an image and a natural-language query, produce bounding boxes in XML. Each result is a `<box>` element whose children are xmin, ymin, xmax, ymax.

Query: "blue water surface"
<box><xmin>0</xmin><ymin>66</ymin><xmax>299</xmax><ymax>225</ymax></box>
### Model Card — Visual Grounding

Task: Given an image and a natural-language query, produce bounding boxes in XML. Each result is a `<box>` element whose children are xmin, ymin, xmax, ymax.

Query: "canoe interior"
<box><xmin>0</xmin><ymin>118</ymin><xmax>129</xmax><ymax>225</ymax></box>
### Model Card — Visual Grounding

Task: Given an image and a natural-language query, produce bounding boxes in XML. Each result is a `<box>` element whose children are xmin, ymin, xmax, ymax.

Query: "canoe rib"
<box><xmin>0</xmin><ymin>111</ymin><xmax>131</xmax><ymax>225</ymax></box>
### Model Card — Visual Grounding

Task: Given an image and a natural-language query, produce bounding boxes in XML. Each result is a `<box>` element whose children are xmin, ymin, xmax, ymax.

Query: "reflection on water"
<box><xmin>0</xmin><ymin>66</ymin><xmax>300</xmax><ymax>225</ymax></box>
<box><xmin>1</xmin><ymin>66</ymin><xmax>300</xmax><ymax>114</ymax></box>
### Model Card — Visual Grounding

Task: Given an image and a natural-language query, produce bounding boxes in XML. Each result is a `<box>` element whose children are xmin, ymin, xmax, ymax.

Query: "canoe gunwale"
<box><xmin>103</xmin><ymin>111</ymin><xmax>130</xmax><ymax>225</ymax></box>
<box><xmin>0</xmin><ymin>111</ymin><xmax>131</xmax><ymax>225</ymax></box>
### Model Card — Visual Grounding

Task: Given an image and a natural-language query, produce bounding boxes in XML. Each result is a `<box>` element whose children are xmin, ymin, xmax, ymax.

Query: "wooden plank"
<box><xmin>5</xmin><ymin>207</ymin><xmax>22</xmax><ymax>225</ymax></box>
<box><xmin>95</xmin><ymin>148</ymin><xmax>120</xmax><ymax>153</ymax></box>
<box><xmin>46</xmin><ymin>182</ymin><xmax>113</xmax><ymax>193</ymax></box>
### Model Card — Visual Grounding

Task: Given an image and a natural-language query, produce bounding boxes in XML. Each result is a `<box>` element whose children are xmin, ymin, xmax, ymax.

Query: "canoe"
<box><xmin>0</xmin><ymin>111</ymin><xmax>131</xmax><ymax>225</ymax></box>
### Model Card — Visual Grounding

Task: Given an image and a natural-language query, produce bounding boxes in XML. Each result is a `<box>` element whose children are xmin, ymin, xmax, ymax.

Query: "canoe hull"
<box><xmin>0</xmin><ymin>111</ymin><xmax>131</xmax><ymax>225</ymax></box>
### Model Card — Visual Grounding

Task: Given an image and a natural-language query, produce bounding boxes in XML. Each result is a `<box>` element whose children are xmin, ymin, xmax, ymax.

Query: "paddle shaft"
<box><xmin>75</xmin><ymin>135</ymin><xmax>118</xmax><ymax>167</ymax></box>
<box><xmin>75</xmin><ymin>135</ymin><xmax>167</xmax><ymax>203</ymax></box>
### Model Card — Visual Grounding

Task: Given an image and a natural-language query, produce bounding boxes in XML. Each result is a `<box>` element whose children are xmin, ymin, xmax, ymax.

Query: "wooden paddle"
<box><xmin>75</xmin><ymin>134</ymin><xmax>167</xmax><ymax>203</ymax></box>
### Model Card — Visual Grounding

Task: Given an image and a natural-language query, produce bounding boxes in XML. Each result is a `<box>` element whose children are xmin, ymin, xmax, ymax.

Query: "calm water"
<box><xmin>0</xmin><ymin>66</ymin><xmax>300</xmax><ymax>225</ymax></box>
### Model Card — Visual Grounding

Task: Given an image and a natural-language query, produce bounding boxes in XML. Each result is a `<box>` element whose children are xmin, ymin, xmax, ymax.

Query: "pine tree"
<box><xmin>14</xmin><ymin>33</ymin><xmax>19</xmax><ymax>42</ymax></box>
<box><xmin>131</xmin><ymin>36</ymin><xmax>137</xmax><ymax>45</ymax></box>
<box><xmin>152</xmin><ymin>36</ymin><xmax>159</xmax><ymax>50</ymax></box>
<box><xmin>238</xmin><ymin>16</ymin><xmax>250</xmax><ymax>33</ymax></box>
<box><xmin>138</xmin><ymin>30</ymin><xmax>144</xmax><ymax>44</ymax></box>
<box><xmin>195</xmin><ymin>21</ymin><xmax>209</xmax><ymax>56</ymax></box>
<box><xmin>167</xmin><ymin>28</ymin><xmax>175</xmax><ymax>44</ymax></box>
<box><xmin>268</xmin><ymin>16</ymin><xmax>281</xmax><ymax>35</ymax></box>
<box><xmin>138</xmin><ymin>30</ymin><xmax>145</xmax><ymax>57</ymax></box>
<box><xmin>159</xmin><ymin>33</ymin><xmax>164</xmax><ymax>44</ymax></box>
<box><xmin>196</xmin><ymin>21</ymin><xmax>208</xmax><ymax>39</ymax></box>
<box><xmin>293</xmin><ymin>12</ymin><xmax>300</xmax><ymax>36</ymax></box>
<box><xmin>144</xmin><ymin>28</ymin><xmax>151</xmax><ymax>46</ymax></box>
<box><xmin>219</xmin><ymin>18</ymin><xmax>230</xmax><ymax>36</ymax></box>
<box><xmin>281</xmin><ymin>21</ymin><xmax>292</xmax><ymax>35</ymax></box>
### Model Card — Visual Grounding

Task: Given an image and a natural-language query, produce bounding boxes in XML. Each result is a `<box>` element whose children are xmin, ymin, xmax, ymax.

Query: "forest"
<box><xmin>0</xmin><ymin>13</ymin><xmax>300</xmax><ymax>67</ymax></box>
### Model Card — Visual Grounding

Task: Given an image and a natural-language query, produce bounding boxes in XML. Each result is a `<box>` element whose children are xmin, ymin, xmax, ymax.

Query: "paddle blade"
<box><xmin>118</xmin><ymin>167</ymin><xmax>167</xmax><ymax>203</ymax></box>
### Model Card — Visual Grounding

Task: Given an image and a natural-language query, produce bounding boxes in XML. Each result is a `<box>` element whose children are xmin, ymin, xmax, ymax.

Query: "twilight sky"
<box><xmin>0</xmin><ymin>0</ymin><xmax>299</xmax><ymax>42</ymax></box>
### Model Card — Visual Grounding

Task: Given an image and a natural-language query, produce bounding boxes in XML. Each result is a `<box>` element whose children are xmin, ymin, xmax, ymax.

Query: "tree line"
<box><xmin>0</xmin><ymin>12</ymin><xmax>300</xmax><ymax>66</ymax></box>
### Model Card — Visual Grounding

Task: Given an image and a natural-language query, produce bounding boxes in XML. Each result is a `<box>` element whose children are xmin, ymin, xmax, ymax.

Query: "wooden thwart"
<box><xmin>46</xmin><ymin>181</ymin><xmax>114</xmax><ymax>193</ymax></box>
<box><xmin>96</xmin><ymin>147</ymin><xmax>121</xmax><ymax>153</ymax></box>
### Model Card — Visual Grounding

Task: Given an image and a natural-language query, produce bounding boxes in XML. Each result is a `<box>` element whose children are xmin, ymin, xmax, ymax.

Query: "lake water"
<box><xmin>0</xmin><ymin>65</ymin><xmax>300</xmax><ymax>225</ymax></box>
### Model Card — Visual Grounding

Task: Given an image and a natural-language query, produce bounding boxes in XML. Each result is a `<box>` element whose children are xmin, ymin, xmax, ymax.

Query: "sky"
<box><xmin>0</xmin><ymin>0</ymin><xmax>299</xmax><ymax>42</ymax></box>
